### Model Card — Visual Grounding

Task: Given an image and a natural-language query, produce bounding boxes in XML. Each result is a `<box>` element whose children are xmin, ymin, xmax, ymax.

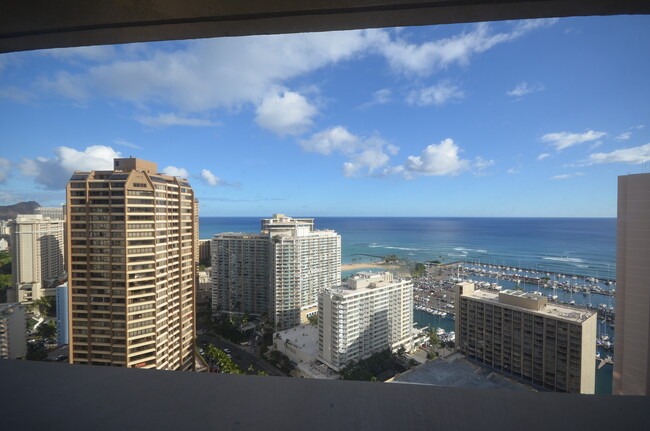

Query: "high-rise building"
<box><xmin>0</xmin><ymin>303</ymin><xmax>27</xmax><ymax>359</ymax></box>
<box><xmin>613</xmin><ymin>172</ymin><xmax>650</xmax><ymax>395</ymax></box>
<box><xmin>212</xmin><ymin>233</ymin><xmax>269</xmax><ymax>317</ymax></box>
<box><xmin>65</xmin><ymin>157</ymin><xmax>197</xmax><ymax>370</ymax></box>
<box><xmin>35</xmin><ymin>207</ymin><xmax>65</xmax><ymax>220</ymax></box>
<box><xmin>198</xmin><ymin>238</ymin><xmax>211</xmax><ymax>266</ymax></box>
<box><xmin>56</xmin><ymin>283</ymin><xmax>69</xmax><ymax>346</ymax></box>
<box><xmin>212</xmin><ymin>214</ymin><xmax>340</xmax><ymax>330</ymax></box>
<box><xmin>317</xmin><ymin>271</ymin><xmax>414</xmax><ymax>371</ymax></box>
<box><xmin>8</xmin><ymin>214</ymin><xmax>65</xmax><ymax>303</ymax></box>
<box><xmin>455</xmin><ymin>282</ymin><xmax>596</xmax><ymax>394</ymax></box>
<box><xmin>266</xmin><ymin>214</ymin><xmax>340</xmax><ymax>329</ymax></box>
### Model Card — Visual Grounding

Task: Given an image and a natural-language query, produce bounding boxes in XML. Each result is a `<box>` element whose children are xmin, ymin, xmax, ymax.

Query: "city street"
<box><xmin>197</xmin><ymin>332</ymin><xmax>284</xmax><ymax>377</ymax></box>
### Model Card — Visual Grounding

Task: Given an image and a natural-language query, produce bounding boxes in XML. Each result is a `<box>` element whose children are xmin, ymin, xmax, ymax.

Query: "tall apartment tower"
<box><xmin>212</xmin><ymin>214</ymin><xmax>340</xmax><ymax>330</ymax></box>
<box><xmin>266</xmin><ymin>214</ymin><xmax>340</xmax><ymax>330</ymax></box>
<box><xmin>613</xmin><ymin>173</ymin><xmax>650</xmax><ymax>395</ymax></box>
<box><xmin>318</xmin><ymin>272</ymin><xmax>414</xmax><ymax>371</ymax></box>
<box><xmin>66</xmin><ymin>157</ymin><xmax>197</xmax><ymax>370</ymax></box>
<box><xmin>212</xmin><ymin>233</ymin><xmax>270</xmax><ymax>317</ymax></box>
<box><xmin>8</xmin><ymin>214</ymin><xmax>65</xmax><ymax>303</ymax></box>
<box><xmin>455</xmin><ymin>282</ymin><xmax>596</xmax><ymax>394</ymax></box>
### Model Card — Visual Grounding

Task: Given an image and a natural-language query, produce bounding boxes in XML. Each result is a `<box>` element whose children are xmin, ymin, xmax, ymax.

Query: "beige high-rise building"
<box><xmin>455</xmin><ymin>283</ymin><xmax>596</xmax><ymax>394</ymax></box>
<box><xmin>613</xmin><ymin>173</ymin><xmax>650</xmax><ymax>395</ymax></box>
<box><xmin>318</xmin><ymin>272</ymin><xmax>414</xmax><ymax>371</ymax></box>
<box><xmin>8</xmin><ymin>214</ymin><xmax>65</xmax><ymax>303</ymax></box>
<box><xmin>66</xmin><ymin>157</ymin><xmax>197</xmax><ymax>370</ymax></box>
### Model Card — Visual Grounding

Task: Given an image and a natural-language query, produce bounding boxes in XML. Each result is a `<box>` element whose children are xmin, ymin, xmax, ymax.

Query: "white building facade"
<box><xmin>318</xmin><ymin>272</ymin><xmax>414</xmax><ymax>371</ymax></box>
<box><xmin>0</xmin><ymin>303</ymin><xmax>27</xmax><ymax>359</ymax></box>
<box><xmin>8</xmin><ymin>214</ymin><xmax>65</xmax><ymax>303</ymax></box>
<box><xmin>34</xmin><ymin>207</ymin><xmax>65</xmax><ymax>220</ymax></box>
<box><xmin>212</xmin><ymin>214</ymin><xmax>340</xmax><ymax>330</ymax></box>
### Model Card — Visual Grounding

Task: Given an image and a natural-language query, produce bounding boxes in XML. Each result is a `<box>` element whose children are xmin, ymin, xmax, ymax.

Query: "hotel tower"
<box><xmin>66</xmin><ymin>157</ymin><xmax>197</xmax><ymax>370</ymax></box>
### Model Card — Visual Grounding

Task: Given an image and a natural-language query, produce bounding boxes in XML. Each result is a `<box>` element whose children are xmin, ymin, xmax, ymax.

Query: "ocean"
<box><xmin>200</xmin><ymin>217</ymin><xmax>616</xmax><ymax>278</ymax></box>
<box><xmin>200</xmin><ymin>216</ymin><xmax>616</xmax><ymax>393</ymax></box>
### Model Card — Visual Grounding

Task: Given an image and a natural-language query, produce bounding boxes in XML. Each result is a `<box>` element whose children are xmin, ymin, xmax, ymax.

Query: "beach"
<box><xmin>341</xmin><ymin>262</ymin><xmax>401</xmax><ymax>272</ymax></box>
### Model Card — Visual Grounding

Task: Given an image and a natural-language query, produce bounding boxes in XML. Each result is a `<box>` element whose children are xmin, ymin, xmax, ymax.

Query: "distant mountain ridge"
<box><xmin>0</xmin><ymin>201</ymin><xmax>40</xmax><ymax>220</ymax></box>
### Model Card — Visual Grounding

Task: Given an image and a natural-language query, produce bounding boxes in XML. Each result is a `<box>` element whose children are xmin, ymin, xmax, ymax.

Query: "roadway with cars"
<box><xmin>197</xmin><ymin>332</ymin><xmax>284</xmax><ymax>377</ymax></box>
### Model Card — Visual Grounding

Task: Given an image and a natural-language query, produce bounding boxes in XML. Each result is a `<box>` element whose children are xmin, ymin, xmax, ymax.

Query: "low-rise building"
<box><xmin>455</xmin><ymin>282</ymin><xmax>596</xmax><ymax>394</ymax></box>
<box><xmin>0</xmin><ymin>303</ymin><xmax>27</xmax><ymax>359</ymax></box>
<box><xmin>273</xmin><ymin>324</ymin><xmax>319</xmax><ymax>366</ymax></box>
<box><xmin>318</xmin><ymin>272</ymin><xmax>414</xmax><ymax>371</ymax></box>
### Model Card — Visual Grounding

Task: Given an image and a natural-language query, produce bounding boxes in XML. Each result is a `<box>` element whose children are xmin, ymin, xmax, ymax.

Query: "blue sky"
<box><xmin>1</xmin><ymin>15</ymin><xmax>649</xmax><ymax>217</ymax></box>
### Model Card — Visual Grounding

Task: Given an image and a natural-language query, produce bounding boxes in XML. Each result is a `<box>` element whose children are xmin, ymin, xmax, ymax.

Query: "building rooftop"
<box><xmin>297</xmin><ymin>360</ymin><xmax>341</xmax><ymax>380</ymax></box>
<box><xmin>393</xmin><ymin>356</ymin><xmax>534</xmax><ymax>391</ymax></box>
<box><xmin>274</xmin><ymin>324</ymin><xmax>319</xmax><ymax>359</ymax></box>
<box><xmin>464</xmin><ymin>289</ymin><xmax>595</xmax><ymax>323</ymax></box>
<box><xmin>330</xmin><ymin>272</ymin><xmax>408</xmax><ymax>296</ymax></box>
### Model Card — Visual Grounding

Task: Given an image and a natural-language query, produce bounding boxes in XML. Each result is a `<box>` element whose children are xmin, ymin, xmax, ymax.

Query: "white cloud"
<box><xmin>406</xmin><ymin>81</ymin><xmax>464</xmax><ymax>106</ymax></box>
<box><xmin>587</xmin><ymin>143</ymin><xmax>650</xmax><ymax>165</ymax></box>
<box><xmin>401</xmin><ymin>138</ymin><xmax>470</xmax><ymax>176</ymax></box>
<box><xmin>45</xmin><ymin>45</ymin><xmax>117</xmax><ymax>62</ymax></box>
<box><xmin>300</xmin><ymin>126</ymin><xmax>359</xmax><ymax>155</ymax></box>
<box><xmin>474</xmin><ymin>156</ymin><xmax>495</xmax><ymax>171</ymax></box>
<box><xmin>507</xmin><ymin>81</ymin><xmax>544</xmax><ymax>97</ymax></box>
<box><xmin>301</xmin><ymin>126</ymin><xmax>398</xmax><ymax>177</ymax></box>
<box><xmin>136</xmin><ymin>113</ymin><xmax>219</xmax><ymax>128</ymax></box>
<box><xmin>0</xmin><ymin>86</ymin><xmax>36</xmax><ymax>104</ymax></box>
<box><xmin>537</xmin><ymin>153</ymin><xmax>551</xmax><ymax>160</ymax></box>
<box><xmin>162</xmin><ymin>166</ymin><xmax>189</xmax><ymax>178</ymax></box>
<box><xmin>358</xmin><ymin>88</ymin><xmax>392</xmax><ymax>109</ymax></box>
<box><xmin>34</xmin><ymin>20</ymin><xmax>556</xmax><ymax>117</ymax></box>
<box><xmin>21</xmin><ymin>145</ymin><xmax>120</xmax><ymax>190</ymax></box>
<box><xmin>255</xmin><ymin>90</ymin><xmax>317</xmax><ymax>136</ymax></box>
<box><xmin>0</xmin><ymin>158</ymin><xmax>11</xmax><ymax>183</ymax></box>
<box><xmin>588</xmin><ymin>141</ymin><xmax>603</xmax><ymax>151</ymax></box>
<box><xmin>541</xmin><ymin>130</ymin><xmax>606</xmax><ymax>151</ymax></box>
<box><xmin>507</xmin><ymin>168</ymin><xmax>520</xmax><ymax>174</ymax></box>
<box><xmin>0</xmin><ymin>190</ymin><xmax>19</xmax><ymax>204</ymax></box>
<box><xmin>113</xmin><ymin>139</ymin><xmax>142</xmax><ymax>150</ymax></box>
<box><xmin>200</xmin><ymin>169</ymin><xmax>221</xmax><ymax>186</ymax></box>
<box><xmin>379</xmin><ymin>19</ymin><xmax>556</xmax><ymax>76</ymax></box>
<box><xmin>551</xmin><ymin>172</ymin><xmax>584</xmax><ymax>180</ymax></box>
<box><xmin>38</xmin><ymin>30</ymin><xmax>381</xmax><ymax>111</ymax></box>
<box><xmin>615</xmin><ymin>132</ymin><xmax>632</xmax><ymax>141</ymax></box>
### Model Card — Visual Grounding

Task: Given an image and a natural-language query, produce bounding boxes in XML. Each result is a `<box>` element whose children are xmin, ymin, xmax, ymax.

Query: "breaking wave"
<box><xmin>542</xmin><ymin>256</ymin><xmax>584</xmax><ymax>263</ymax></box>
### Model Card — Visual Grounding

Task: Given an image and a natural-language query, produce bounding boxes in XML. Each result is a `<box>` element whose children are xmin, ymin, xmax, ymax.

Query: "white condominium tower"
<box><xmin>212</xmin><ymin>214</ymin><xmax>340</xmax><ymax>330</ymax></box>
<box><xmin>66</xmin><ymin>157</ymin><xmax>197</xmax><ymax>370</ymax></box>
<box><xmin>318</xmin><ymin>272</ymin><xmax>414</xmax><ymax>371</ymax></box>
<box><xmin>8</xmin><ymin>214</ymin><xmax>65</xmax><ymax>303</ymax></box>
<box><xmin>266</xmin><ymin>214</ymin><xmax>340</xmax><ymax>330</ymax></box>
